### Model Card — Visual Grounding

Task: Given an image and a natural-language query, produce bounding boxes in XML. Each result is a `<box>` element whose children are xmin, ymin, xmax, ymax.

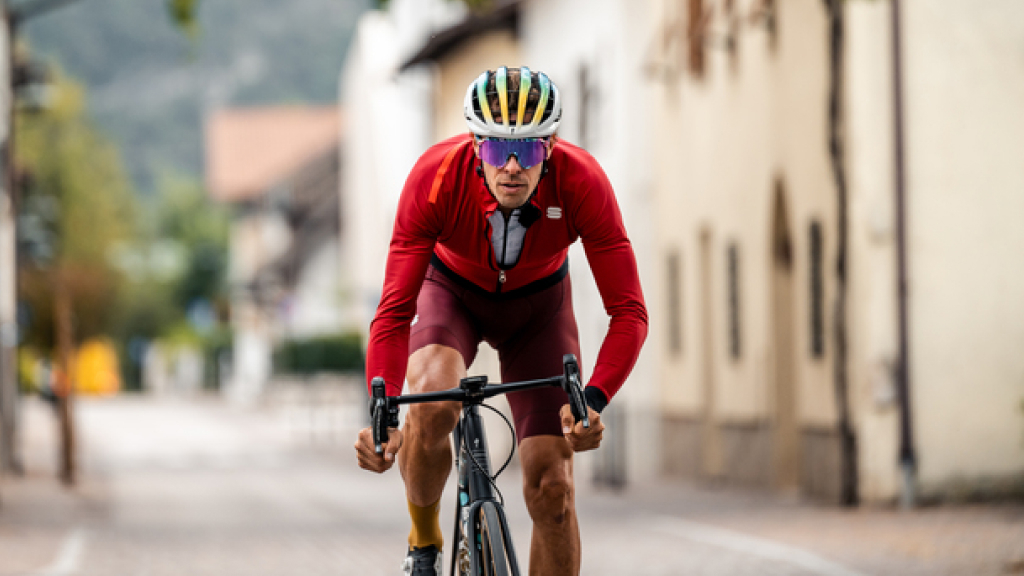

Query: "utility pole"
<box><xmin>1</xmin><ymin>1</ymin><xmax>23</xmax><ymax>481</ymax></box>
<box><xmin>0</xmin><ymin>0</ymin><xmax>85</xmax><ymax>487</ymax></box>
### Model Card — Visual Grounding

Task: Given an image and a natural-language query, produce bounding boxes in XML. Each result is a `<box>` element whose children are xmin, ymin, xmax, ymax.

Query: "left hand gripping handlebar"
<box><xmin>370</xmin><ymin>377</ymin><xmax>400</xmax><ymax>454</ymax></box>
<box><xmin>562</xmin><ymin>354</ymin><xmax>590</xmax><ymax>429</ymax></box>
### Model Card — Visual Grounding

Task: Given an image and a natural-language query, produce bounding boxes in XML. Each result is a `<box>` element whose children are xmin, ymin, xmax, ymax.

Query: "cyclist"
<box><xmin>354</xmin><ymin>66</ymin><xmax>648</xmax><ymax>575</ymax></box>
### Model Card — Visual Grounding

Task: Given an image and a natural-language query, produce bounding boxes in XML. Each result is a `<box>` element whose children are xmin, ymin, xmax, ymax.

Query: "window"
<box><xmin>750</xmin><ymin>0</ymin><xmax>778</xmax><ymax>51</ymax></box>
<box><xmin>809</xmin><ymin>221</ymin><xmax>825</xmax><ymax>358</ymax></box>
<box><xmin>666</xmin><ymin>250</ymin><xmax>683</xmax><ymax>356</ymax></box>
<box><xmin>727</xmin><ymin>242</ymin><xmax>741</xmax><ymax>359</ymax></box>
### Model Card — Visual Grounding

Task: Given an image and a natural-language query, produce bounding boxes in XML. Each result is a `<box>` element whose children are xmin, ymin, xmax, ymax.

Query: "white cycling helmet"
<box><xmin>463</xmin><ymin>66</ymin><xmax>562</xmax><ymax>139</ymax></box>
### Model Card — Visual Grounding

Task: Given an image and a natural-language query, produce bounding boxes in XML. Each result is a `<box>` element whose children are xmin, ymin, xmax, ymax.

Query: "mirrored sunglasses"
<box><xmin>478</xmin><ymin>138</ymin><xmax>548</xmax><ymax>170</ymax></box>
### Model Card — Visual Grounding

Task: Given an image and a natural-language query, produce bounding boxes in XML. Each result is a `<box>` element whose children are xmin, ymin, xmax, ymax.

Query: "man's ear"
<box><xmin>546</xmin><ymin>134</ymin><xmax>559</xmax><ymax>160</ymax></box>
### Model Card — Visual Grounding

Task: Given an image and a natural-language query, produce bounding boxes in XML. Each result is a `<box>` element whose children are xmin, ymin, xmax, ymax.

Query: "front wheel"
<box><xmin>475</xmin><ymin>502</ymin><xmax>512</xmax><ymax>576</ymax></box>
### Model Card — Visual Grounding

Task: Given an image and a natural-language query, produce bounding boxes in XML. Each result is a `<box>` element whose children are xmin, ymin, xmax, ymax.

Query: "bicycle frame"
<box><xmin>452</xmin><ymin>393</ymin><xmax>521</xmax><ymax>575</ymax></box>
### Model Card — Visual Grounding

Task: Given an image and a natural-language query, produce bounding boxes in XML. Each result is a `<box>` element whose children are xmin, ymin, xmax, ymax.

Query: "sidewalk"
<box><xmin>1</xmin><ymin>395</ymin><xmax>1022</xmax><ymax>575</ymax></box>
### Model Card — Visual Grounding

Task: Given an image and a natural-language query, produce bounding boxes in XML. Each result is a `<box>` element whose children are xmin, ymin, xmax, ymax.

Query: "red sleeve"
<box><xmin>569</xmin><ymin>160</ymin><xmax>649</xmax><ymax>402</ymax></box>
<box><xmin>365</xmin><ymin>146</ymin><xmax>452</xmax><ymax>397</ymax></box>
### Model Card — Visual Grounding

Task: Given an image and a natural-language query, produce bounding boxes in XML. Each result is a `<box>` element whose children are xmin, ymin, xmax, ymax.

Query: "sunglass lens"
<box><xmin>480</xmin><ymin>139</ymin><xmax>546</xmax><ymax>169</ymax></box>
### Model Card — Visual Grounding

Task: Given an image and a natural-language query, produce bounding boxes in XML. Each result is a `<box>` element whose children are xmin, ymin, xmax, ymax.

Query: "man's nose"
<box><xmin>502</xmin><ymin>155</ymin><xmax>523</xmax><ymax>173</ymax></box>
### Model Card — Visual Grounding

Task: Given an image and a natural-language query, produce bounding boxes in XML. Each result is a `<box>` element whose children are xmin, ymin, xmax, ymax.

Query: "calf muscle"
<box><xmin>521</xmin><ymin>435</ymin><xmax>580</xmax><ymax>575</ymax></box>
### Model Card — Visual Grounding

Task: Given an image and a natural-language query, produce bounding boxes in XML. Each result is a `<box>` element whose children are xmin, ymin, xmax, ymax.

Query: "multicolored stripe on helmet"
<box><xmin>476</xmin><ymin>71</ymin><xmax>494</xmax><ymax>125</ymax></box>
<box><xmin>496</xmin><ymin>66</ymin><xmax>509</xmax><ymax>127</ymax></box>
<box><xmin>532</xmin><ymin>73</ymin><xmax>551</xmax><ymax>128</ymax></box>
<box><xmin>516</xmin><ymin>67</ymin><xmax>532</xmax><ymax>128</ymax></box>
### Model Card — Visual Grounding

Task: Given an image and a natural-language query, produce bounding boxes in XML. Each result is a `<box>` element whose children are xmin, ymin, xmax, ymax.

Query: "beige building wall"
<box><xmin>847</xmin><ymin>0</ymin><xmax>1024</xmax><ymax>503</ymax></box>
<box><xmin>651</xmin><ymin>0</ymin><xmax>841</xmax><ymax>493</ymax></box>
<box><xmin>898</xmin><ymin>0</ymin><xmax>1024</xmax><ymax>494</ymax></box>
<box><xmin>655</xmin><ymin>0</ymin><xmax>1024</xmax><ymax>503</ymax></box>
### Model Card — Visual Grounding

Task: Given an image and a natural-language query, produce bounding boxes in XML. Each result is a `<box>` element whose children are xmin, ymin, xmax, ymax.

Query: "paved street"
<box><xmin>1</xmin><ymin>393</ymin><xmax>1023</xmax><ymax>576</ymax></box>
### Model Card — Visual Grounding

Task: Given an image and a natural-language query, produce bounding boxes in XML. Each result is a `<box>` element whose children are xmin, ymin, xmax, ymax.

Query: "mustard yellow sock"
<box><xmin>407</xmin><ymin>497</ymin><xmax>444</xmax><ymax>550</ymax></box>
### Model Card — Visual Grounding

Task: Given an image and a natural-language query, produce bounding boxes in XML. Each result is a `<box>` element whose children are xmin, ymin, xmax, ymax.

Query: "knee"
<box><xmin>525</xmin><ymin>471</ymin><xmax>574</xmax><ymax>527</ymax></box>
<box><xmin>403</xmin><ymin>347</ymin><xmax>463</xmax><ymax>445</ymax></box>
<box><xmin>405</xmin><ymin>401</ymin><xmax>459</xmax><ymax>445</ymax></box>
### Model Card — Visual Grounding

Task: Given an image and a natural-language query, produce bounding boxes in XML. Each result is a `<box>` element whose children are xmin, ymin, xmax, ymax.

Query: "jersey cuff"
<box><xmin>584</xmin><ymin>386</ymin><xmax>609</xmax><ymax>414</ymax></box>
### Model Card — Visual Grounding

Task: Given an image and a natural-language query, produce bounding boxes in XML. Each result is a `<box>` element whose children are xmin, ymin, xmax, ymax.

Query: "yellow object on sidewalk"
<box><xmin>74</xmin><ymin>338</ymin><xmax>121</xmax><ymax>396</ymax></box>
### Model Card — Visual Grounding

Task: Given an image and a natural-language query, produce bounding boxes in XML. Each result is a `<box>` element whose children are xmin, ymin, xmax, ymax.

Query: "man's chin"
<box><xmin>498</xmin><ymin>192</ymin><xmax>531</xmax><ymax>209</ymax></box>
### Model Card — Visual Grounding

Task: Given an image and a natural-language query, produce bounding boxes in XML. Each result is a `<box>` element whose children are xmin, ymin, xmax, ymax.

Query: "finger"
<box><xmin>560</xmin><ymin>404</ymin><xmax>574</xmax><ymax>434</ymax></box>
<box><xmin>384</xmin><ymin>429</ymin><xmax>403</xmax><ymax>462</ymax></box>
<box><xmin>360</xmin><ymin>447</ymin><xmax>393</xmax><ymax>471</ymax></box>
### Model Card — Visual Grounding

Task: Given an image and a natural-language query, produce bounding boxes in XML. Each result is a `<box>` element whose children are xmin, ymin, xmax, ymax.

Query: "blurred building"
<box><xmin>206</xmin><ymin>106</ymin><xmax>345</xmax><ymax>404</ymax></box>
<box><xmin>343</xmin><ymin>0</ymin><xmax>660</xmax><ymax>484</ymax></box>
<box><xmin>648</xmin><ymin>0</ymin><xmax>1024</xmax><ymax>504</ymax></box>
<box><xmin>339</xmin><ymin>0</ymin><xmax>458</xmax><ymax>342</ymax></box>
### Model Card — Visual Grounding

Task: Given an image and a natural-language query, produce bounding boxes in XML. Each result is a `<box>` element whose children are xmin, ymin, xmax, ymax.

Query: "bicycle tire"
<box><xmin>476</xmin><ymin>502</ymin><xmax>512</xmax><ymax>576</ymax></box>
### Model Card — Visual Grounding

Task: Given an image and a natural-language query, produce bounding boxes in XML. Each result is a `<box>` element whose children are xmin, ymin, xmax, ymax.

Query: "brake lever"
<box><xmin>370</xmin><ymin>377</ymin><xmax>398</xmax><ymax>454</ymax></box>
<box><xmin>562</xmin><ymin>354</ymin><xmax>590</xmax><ymax>429</ymax></box>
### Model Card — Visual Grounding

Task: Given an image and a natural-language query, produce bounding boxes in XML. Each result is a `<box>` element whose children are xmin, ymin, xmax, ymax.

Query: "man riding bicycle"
<box><xmin>354</xmin><ymin>66</ymin><xmax>648</xmax><ymax>575</ymax></box>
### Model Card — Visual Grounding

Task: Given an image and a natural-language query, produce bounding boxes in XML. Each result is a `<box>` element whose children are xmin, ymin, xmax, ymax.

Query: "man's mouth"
<box><xmin>498</xmin><ymin>181</ymin><xmax>526</xmax><ymax>192</ymax></box>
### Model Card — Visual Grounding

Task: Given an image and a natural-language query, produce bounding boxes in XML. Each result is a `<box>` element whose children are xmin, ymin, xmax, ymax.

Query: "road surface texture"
<box><xmin>1</xmin><ymin>393</ymin><xmax>1023</xmax><ymax>575</ymax></box>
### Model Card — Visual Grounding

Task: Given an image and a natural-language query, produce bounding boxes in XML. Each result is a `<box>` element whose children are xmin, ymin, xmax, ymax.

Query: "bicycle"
<box><xmin>370</xmin><ymin>353</ymin><xmax>590</xmax><ymax>576</ymax></box>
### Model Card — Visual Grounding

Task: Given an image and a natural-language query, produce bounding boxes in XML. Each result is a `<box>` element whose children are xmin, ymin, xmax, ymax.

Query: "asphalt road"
<box><xmin>1</xmin><ymin>394</ymin><xmax>1022</xmax><ymax>576</ymax></box>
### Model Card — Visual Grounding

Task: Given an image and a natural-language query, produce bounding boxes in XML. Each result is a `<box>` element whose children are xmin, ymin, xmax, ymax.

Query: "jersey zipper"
<box><xmin>500</xmin><ymin>212</ymin><xmax>510</xmax><ymax>267</ymax></box>
<box><xmin>484</xmin><ymin>215</ymin><xmax>504</xmax><ymax>294</ymax></box>
<box><xmin>497</xmin><ymin>211</ymin><xmax>510</xmax><ymax>292</ymax></box>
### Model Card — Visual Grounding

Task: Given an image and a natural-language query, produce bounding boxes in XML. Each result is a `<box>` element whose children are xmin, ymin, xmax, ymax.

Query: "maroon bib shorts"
<box><xmin>409</xmin><ymin>261</ymin><xmax>581</xmax><ymax>440</ymax></box>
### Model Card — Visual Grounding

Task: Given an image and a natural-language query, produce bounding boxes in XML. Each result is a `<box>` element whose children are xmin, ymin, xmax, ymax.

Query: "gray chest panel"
<box><xmin>488</xmin><ymin>209</ymin><xmax>528</xmax><ymax>268</ymax></box>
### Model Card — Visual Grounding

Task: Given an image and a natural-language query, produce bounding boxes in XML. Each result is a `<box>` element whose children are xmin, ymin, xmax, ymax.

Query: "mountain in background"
<box><xmin>23</xmin><ymin>0</ymin><xmax>370</xmax><ymax>194</ymax></box>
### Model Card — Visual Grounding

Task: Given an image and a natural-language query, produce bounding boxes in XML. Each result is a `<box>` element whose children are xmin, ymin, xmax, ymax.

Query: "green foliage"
<box><xmin>273</xmin><ymin>333</ymin><xmax>365</xmax><ymax>375</ymax></box>
<box><xmin>107</xmin><ymin>173</ymin><xmax>229</xmax><ymax>340</ymax></box>
<box><xmin>16</xmin><ymin>67</ymin><xmax>137</xmax><ymax>348</ymax></box>
<box><xmin>152</xmin><ymin>173</ymin><xmax>229</xmax><ymax>309</ymax></box>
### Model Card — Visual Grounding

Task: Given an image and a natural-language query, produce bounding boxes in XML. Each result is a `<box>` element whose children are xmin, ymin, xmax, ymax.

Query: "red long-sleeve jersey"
<box><xmin>366</xmin><ymin>133</ymin><xmax>648</xmax><ymax>400</ymax></box>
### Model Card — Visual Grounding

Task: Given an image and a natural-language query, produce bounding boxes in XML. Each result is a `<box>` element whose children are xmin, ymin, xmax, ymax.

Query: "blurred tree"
<box><xmin>152</xmin><ymin>173</ymin><xmax>229</xmax><ymax>313</ymax></box>
<box><xmin>14</xmin><ymin>63</ymin><xmax>136</xmax><ymax>484</ymax></box>
<box><xmin>106</xmin><ymin>173</ymin><xmax>230</xmax><ymax>390</ymax></box>
<box><xmin>16</xmin><ymin>66</ymin><xmax>136</xmax><ymax>350</ymax></box>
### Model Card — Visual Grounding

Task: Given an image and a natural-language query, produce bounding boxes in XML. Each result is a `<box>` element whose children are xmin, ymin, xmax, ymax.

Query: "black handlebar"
<box><xmin>369</xmin><ymin>354</ymin><xmax>590</xmax><ymax>453</ymax></box>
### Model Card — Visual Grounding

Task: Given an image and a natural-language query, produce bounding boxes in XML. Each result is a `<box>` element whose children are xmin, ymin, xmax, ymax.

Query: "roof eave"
<box><xmin>400</xmin><ymin>0</ymin><xmax>521</xmax><ymax>71</ymax></box>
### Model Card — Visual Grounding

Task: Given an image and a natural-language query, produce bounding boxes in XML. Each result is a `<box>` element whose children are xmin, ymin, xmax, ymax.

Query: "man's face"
<box><xmin>473</xmin><ymin>137</ymin><xmax>553</xmax><ymax>212</ymax></box>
